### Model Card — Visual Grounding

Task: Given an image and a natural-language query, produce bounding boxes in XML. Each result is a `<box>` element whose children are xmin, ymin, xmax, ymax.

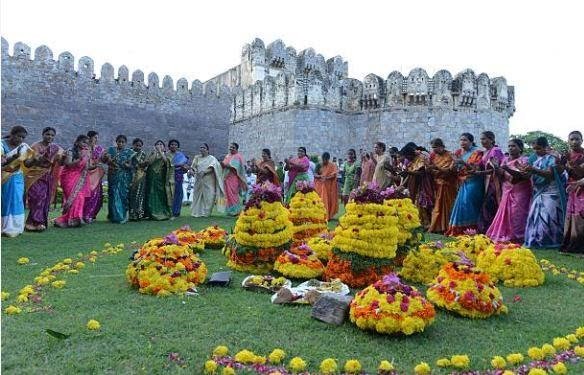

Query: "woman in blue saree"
<box><xmin>105</xmin><ymin>135</ymin><xmax>136</xmax><ymax>223</ymax></box>
<box><xmin>446</xmin><ymin>133</ymin><xmax>485</xmax><ymax>236</ymax></box>
<box><xmin>168</xmin><ymin>139</ymin><xmax>189</xmax><ymax>218</ymax></box>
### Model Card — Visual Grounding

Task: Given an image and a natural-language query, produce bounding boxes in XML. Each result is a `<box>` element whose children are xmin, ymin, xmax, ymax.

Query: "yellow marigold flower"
<box><xmin>436</xmin><ymin>358</ymin><xmax>450</xmax><ymax>367</ymax></box>
<box><xmin>268</xmin><ymin>349</ymin><xmax>286</xmax><ymax>364</ymax></box>
<box><xmin>204</xmin><ymin>360</ymin><xmax>218</xmax><ymax>374</ymax></box>
<box><xmin>344</xmin><ymin>359</ymin><xmax>361</xmax><ymax>374</ymax></box>
<box><xmin>4</xmin><ymin>305</ymin><xmax>22</xmax><ymax>315</ymax></box>
<box><xmin>1</xmin><ymin>291</ymin><xmax>10</xmax><ymax>301</ymax></box>
<box><xmin>451</xmin><ymin>355</ymin><xmax>470</xmax><ymax>369</ymax></box>
<box><xmin>17</xmin><ymin>257</ymin><xmax>30</xmax><ymax>265</ymax></box>
<box><xmin>212</xmin><ymin>346</ymin><xmax>229</xmax><ymax>357</ymax></box>
<box><xmin>542</xmin><ymin>344</ymin><xmax>556</xmax><ymax>356</ymax></box>
<box><xmin>222</xmin><ymin>366</ymin><xmax>235</xmax><ymax>375</ymax></box>
<box><xmin>502</xmin><ymin>371</ymin><xmax>515</xmax><ymax>375</ymax></box>
<box><xmin>68</xmin><ymin>269</ymin><xmax>79</xmax><ymax>274</ymax></box>
<box><xmin>234</xmin><ymin>349</ymin><xmax>256</xmax><ymax>364</ymax></box>
<box><xmin>254</xmin><ymin>356</ymin><xmax>266</xmax><ymax>365</ymax></box>
<box><xmin>566</xmin><ymin>334</ymin><xmax>578</xmax><ymax>343</ymax></box>
<box><xmin>576</xmin><ymin>327</ymin><xmax>584</xmax><ymax>339</ymax></box>
<box><xmin>103</xmin><ymin>243</ymin><xmax>111</xmax><ymax>248</ymax></box>
<box><xmin>16</xmin><ymin>294</ymin><xmax>28</xmax><ymax>303</ymax></box>
<box><xmin>20</xmin><ymin>285</ymin><xmax>34</xmax><ymax>295</ymax></box>
<box><xmin>319</xmin><ymin>358</ymin><xmax>338</xmax><ymax>374</ymax></box>
<box><xmin>491</xmin><ymin>356</ymin><xmax>507</xmax><ymax>369</ymax></box>
<box><xmin>506</xmin><ymin>353</ymin><xmax>524</xmax><ymax>365</ymax></box>
<box><xmin>378</xmin><ymin>360</ymin><xmax>394</xmax><ymax>372</ymax></box>
<box><xmin>414</xmin><ymin>361</ymin><xmax>431</xmax><ymax>375</ymax></box>
<box><xmin>88</xmin><ymin>257</ymin><xmax>96</xmax><ymax>263</ymax></box>
<box><xmin>553</xmin><ymin>337</ymin><xmax>571</xmax><ymax>350</ymax></box>
<box><xmin>551</xmin><ymin>362</ymin><xmax>567</xmax><ymax>374</ymax></box>
<box><xmin>527</xmin><ymin>368</ymin><xmax>547</xmax><ymax>375</ymax></box>
<box><xmin>62</xmin><ymin>258</ymin><xmax>73</xmax><ymax>264</ymax></box>
<box><xmin>86</xmin><ymin>319</ymin><xmax>101</xmax><ymax>330</ymax></box>
<box><xmin>75</xmin><ymin>262</ymin><xmax>85</xmax><ymax>269</ymax></box>
<box><xmin>51</xmin><ymin>280</ymin><xmax>66</xmax><ymax>289</ymax></box>
<box><xmin>288</xmin><ymin>357</ymin><xmax>307</xmax><ymax>373</ymax></box>
<box><xmin>574</xmin><ymin>345</ymin><xmax>584</xmax><ymax>356</ymax></box>
<box><xmin>528</xmin><ymin>347</ymin><xmax>545</xmax><ymax>360</ymax></box>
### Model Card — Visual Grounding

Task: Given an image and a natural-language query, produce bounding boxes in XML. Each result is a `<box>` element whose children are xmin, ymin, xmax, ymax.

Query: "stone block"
<box><xmin>311</xmin><ymin>293</ymin><xmax>353</xmax><ymax>325</ymax></box>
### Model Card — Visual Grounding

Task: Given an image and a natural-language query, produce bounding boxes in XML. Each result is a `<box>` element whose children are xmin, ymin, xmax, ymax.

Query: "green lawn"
<box><xmin>1</xmin><ymin>207</ymin><xmax>583</xmax><ymax>374</ymax></box>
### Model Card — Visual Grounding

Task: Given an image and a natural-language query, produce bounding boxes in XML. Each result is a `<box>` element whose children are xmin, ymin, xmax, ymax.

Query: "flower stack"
<box><xmin>400</xmin><ymin>241</ymin><xmax>461</xmax><ymax>284</ymax></box>
<box><xmin>476</xmin><ymin>243</ymin><xmax>545</xmax><ymax>287</ymax></box>
<box><xmin>274</xmin><ymin>243</ymin><xmax>325</xmax><ymax>279</ymax></box>
<box><xmin>306</xmin><ymin>231</ymin><xmax>334</xmax><ymax>261</ymax></box>
<box><xmin>126</xmin><ymin>233</ymin><xmax>207</xmax><ymax>296</ymax></box>
<box><xmin>350</xmin><ymin>273</ymin><xmax>436</xmax><ymax>335</ymax></box>
<box><xmin>288</xmin><ymin>181</ymin><xmax>328</xmax><ymax>244</ymax></box>
<box><xmin>426</xmin><ymin>259</ymin><xmax>507</xmax><ymax>318</ymax></box>
<box><xmin>171</xmin><ymin>225</ymin><xmax>205</xmax><ymax>253</ymax></box>
<box><xmin>199</xmin><ymin>225</ymin><xmax>228</xmax><ymax>249</ymax></box>
<box><xmin>224</xmin><ymin>182</ymin><xmax>293</xmax><ymax>274</ymax></box>
<box><xmin>445</xmin><ymin>233</ymin><xmax>493</xmax><ymax>262</ymax></box>
<box><xmin>324</xmin><ymin>185</ymin><xmax>399</xmax><ymax>288</ymax></box>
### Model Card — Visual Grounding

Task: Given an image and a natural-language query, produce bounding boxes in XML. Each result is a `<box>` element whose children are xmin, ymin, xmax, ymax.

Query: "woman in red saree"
<box><xmin>253</xmin><ymin>148</ymin><xmax>280</xmax><ymax>186</ymax></box>
<box><xmin>427</xmin><ymin>138</ymin><xmax>457</xmax><ymax>233</ymax></box>
<box><xmin>284</xmin><ymin>147</ymin><xmax>310</xmax><ymax>203</ymax></box>
<box><xmin>221</xmin><ymin>142</ymin><xmax>247</xmax><ymax>216</ymax></box>
<box><xmin>314</xmin><ymin>152</ymin><xmax>339</xmax><ymax>220</ymax></box>
<box><xmin>562</xmin><ymin>130</ymin><xmax>584</xmax><ymax>253</ymax></box>
<box><xmin>402</xmin><ymin>144</ymin><xmax>434</xmax><ymax>229</ymax></box>
<box><xmin>24</xmin><ymin>127</ymin><xmax>64</xmax><ymax>231</ymax></box>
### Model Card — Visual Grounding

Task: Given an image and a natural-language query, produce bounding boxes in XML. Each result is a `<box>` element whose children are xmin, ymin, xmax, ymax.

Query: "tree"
<box><xmin>509</xmin><ymin>131</ymin><xmax>568</xmax><ymax>155</ymax></box>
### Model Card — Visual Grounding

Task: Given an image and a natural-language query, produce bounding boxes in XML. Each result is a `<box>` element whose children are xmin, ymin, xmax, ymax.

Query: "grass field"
<box><xmin>1</xmin><ymin>207</ymin><xmax>583</xmax><ymax>374</ymax></box>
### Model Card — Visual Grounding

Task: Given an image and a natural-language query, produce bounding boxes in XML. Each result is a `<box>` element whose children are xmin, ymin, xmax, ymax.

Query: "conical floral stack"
<box><xmin>400</xmin><ymin>241</ymin><xmax>461</xmax><ymax>284</ymax></box>
<box><xmin>171</xmin><ymin>225</ymin><xmax>205</xmax><ymax>253</ymax></box>
<box><xmin>324</xmin><ymin>184</ymin><xmax>399</xmax><ymax>288</ymax></box>
<box><xmin>350</xmin><ymin>273</ymin><xmax>436</xmax><ymax>335</ymax></box>
<box><xmin>274</xmin><ymin>243</ymin><xmax>325</xmax><ymax>279</ymax></box>
<box><xmin>224</xmin><ymin>182</ymin><xmax>293</xmax><ymax>274</ymax></box>
<box><xmin>476</xmin><ymin>242</ymin><xmax>545</xmax><ymax>287</ymax></box>
<box><xmin>199</xmin><ymin>225</ymin><xmax>229</xmax><ymax>249</ymax></box>
<box><xmin>382</xmin><ymin>189</ymin><xmax>423</xmax><ymax>264</ymax></box>
<box><xmin>306</xmin><ymin>231</ymin><xmax>334</xmax><ymax>261</ymax></box>
<box><xmin>288</xmin><ymin>181</ymin><xmax>328</xmax><ymax>245</ymax></box>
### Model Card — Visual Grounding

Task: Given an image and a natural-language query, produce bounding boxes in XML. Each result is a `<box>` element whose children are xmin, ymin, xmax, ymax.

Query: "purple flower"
<box><xmin>163</xmin><ymin>233</ymin><xmax>180</xmax><ymax>245</ymax></box>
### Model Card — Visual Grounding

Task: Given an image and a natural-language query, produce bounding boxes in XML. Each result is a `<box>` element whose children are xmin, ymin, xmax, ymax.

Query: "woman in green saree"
<box><xmin>145</xmin><ymin>140</ymin><xmax>174</xmax><ymax>220</ymax></box>
<box><xmin>128</xmin><ymin>138</ymin><xmax>148</xmax><ymax>221</ymax></box>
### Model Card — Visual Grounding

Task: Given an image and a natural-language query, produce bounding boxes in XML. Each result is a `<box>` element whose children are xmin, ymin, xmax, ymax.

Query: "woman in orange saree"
<box><xmin>427</xmin><ymin>138</ymin><xmax>457</xmax><ymax>233</ymax></box>
<box><xmin>314</xmin><ymin>152</ymin><xmax>339</xmax><ymax>221</ymax></box>
<box><xmin>254</xmin><ymin>148</ymin><xmax>280</xmax><ymax>186</ymax></box>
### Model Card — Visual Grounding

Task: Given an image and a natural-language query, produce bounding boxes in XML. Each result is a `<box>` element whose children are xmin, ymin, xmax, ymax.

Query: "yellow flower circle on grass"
<box><xmin>17</xmin><ymin>257</ymin><xmax>30</xmax><ymax>265</ymax></box>
<box><xmin>86</xmin><ymin>319</ymin><xmax>101</xmax><ymax>330</ymax></box>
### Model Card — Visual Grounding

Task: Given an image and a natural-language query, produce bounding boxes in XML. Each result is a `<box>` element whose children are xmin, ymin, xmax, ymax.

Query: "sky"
<box><xmin>1</xmin><ymin>0</ymin><xmax>582</xmax><ymax>139</ymax></box>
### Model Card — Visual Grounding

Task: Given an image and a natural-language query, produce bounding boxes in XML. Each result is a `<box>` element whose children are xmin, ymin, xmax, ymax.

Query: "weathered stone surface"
<box><xmin>311</xmin><ymin>293</ymin><xmax>353</xmax><ymax>325</ymax></box>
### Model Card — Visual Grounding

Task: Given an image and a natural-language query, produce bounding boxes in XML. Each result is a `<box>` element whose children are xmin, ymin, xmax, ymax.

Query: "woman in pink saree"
<box><xmin>561</xmin><ymin>130</ymin><xmax>584</xmax><ymax>253</ymax></box>
<box><xmin>54</xmin><ymin>135</ymin><xmax>92</xmax><ymax>228</ymax></box>
<box><xmin>477</xmin><ymin>131</ymin><xmax>505</xmax><ymax>233</ymax></box>
<box><xmin>221</xmin><ymin>142</ymin><xmax>247</xmax><ymax>216</ymax></box>
<box><xmin>284</xmin><ymin>146</ymin><xmax>310</xmax><ymax>204</ymax></box>
<box><xmin>486</xmin><ymin>139</ymin><xmax>532</xmax><ymax>243</ymax></box>
<box><xmin>83</xmin><ymin>130</ymin><xmax>105</xmax><ymax>223</ymax></box>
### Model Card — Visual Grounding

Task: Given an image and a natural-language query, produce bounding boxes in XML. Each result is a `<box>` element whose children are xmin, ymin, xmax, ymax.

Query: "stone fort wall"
<box><xmin>1</xmin><ymin>38</ymin><xmax>232</xmax><ymax>157</ymax></box>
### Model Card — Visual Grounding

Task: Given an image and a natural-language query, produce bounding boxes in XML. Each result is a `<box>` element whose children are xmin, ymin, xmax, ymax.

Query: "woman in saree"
<box><xmin>83</xmin><ymin>130</ymin><xmax>105</xmax><ymax>224</ymax></box>
<box><xmin>24</xmin><ymin>127</ymin><xmax>64</xmax><ymax>231</ymax></box>
<box><xmin>427</xmin><ymin>138</ymin><xmax>457</xmax><ymax>234</ymax></box>
<box><xmin>402</xmin><ymin>144</ymin><xmax>434</xmax><ymax>229</ymax></box>
<box><xmin>360</xmin><ymin>152</ymin><xmax>375</xmax><ymax>186</ymax></box>
<box><xmin>105</xmin><ymin>135</ymin><xmax>136</xmax><ymax>224</ymax></box>
<box><xmin>477</xmin><ymin>131</ymin><xmax>505</xmax><ymax>233</ymax></box>
<box><xmin>315</xmin><ymin>152</ymin><xmax>339</xmax><ymax>220</ymax></box>
<box><xmin>145</xmin><ymin>140</ymin><xmax>174</xmax><ymax>220</ymax></box>
<box><xmin>128</xmin><ymin>138</ymin><xmax>148</xmax><ymax>221</ymax></box>
<box><xmin>341</xmin><ymin>149</ymin><xmax>361</xmax><ymax>204</ymax></box>
<box><xmin>253</xmin><ymin>148</ymin><xmax>280</xmax><ymax>186</ymax></box>
<box><xmin>446</xmin><ymin>133</ymin><xmax>485</xmax><ymax>236</ymax></box>
<box><xmin>221</xmin><ymin>142</ymin><xmax>247</xmax><ymax>216</ymax></box>
<box><xmin>1</xmin><ymin>126</ymin><xmax>31</xmax><ymax>237</ymax></box>
<box><xmin>54</xmin><ymin>135</ymin><xmax>92</xmax><ymax>228</ymax></box>
<box><xmin>523</xmin><ymin>136</ymin><xmax>566</xmax><ymax>248</ymax></box>
<box><xmin>372</xmin><ymin>142</ymin><xmax>393</xmax><ymax>189</ymax></box>
<box><xmin>284</xmin><ymin>146</ymin><xmax>310</xmax><ymax>204</ymax></box>
<box><xmin>561</xmin><ymin>130</ymin><xmax>584</xmax><ymax>253</ymax></box>
<box><xmin>168</xmin><ymin>139</ymin><xmax>189</xmax><ymax>217</ymax></box>
<box><xmin>190</xmin><ymin>143</ymin><xmax>224</xmax><ymax>217</ymax></box>
<box><xmin>486</xmin><ymin>139</ymin><xmax>532</xmax><ymax>243</ymax></box>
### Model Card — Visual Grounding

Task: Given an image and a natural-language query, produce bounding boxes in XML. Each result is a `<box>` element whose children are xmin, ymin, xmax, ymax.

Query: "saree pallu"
<box><xmin>171</xmin><ymin>151</ymin><xmax>188</xmax><ymax>217</ymax></box>
<box><xmin>191</xmin><ymin>155</ymin><xmax>224</xmax><ymax>217</ymax></box>
<box><xmin>55</xmin><ymin>150</ymin><xmax>90</xmax><ymax>228</ymax></box>
<box><xmin>360</xmin><ymin>159</ymin><xmax>375</xmax><ymax>186</ymax></box>
<box><xmin>486</xmin><ymin>157</ymin><xmax>531</xmax><ymax>243</ymax></box>
<box><xmin>83</xmin><ymin>145</ymin><xmax>105</xmax><ymax>223</ymax></box>
<box><xmin>428</xmin><ymin>151</ymin><xmax>457</xmax><ymax>233</ymax></box>
<box><xmin>1</xmin><ymin>141</ymin><xmax>30</xmax><ymax>236</ymax></box>
<box><xmin>129</xmin><ymin>151</ymin><xmax>147</xmax><ymax>221</ymax></box>
<box><xmin>478</xmin><ymin>146</ymin><xmax>505</xmax><ymax>233</ymax></box>
<box><xmin>145</xmin><ymin>153</ymin><xmax>174</xmax><ymax>220</ymax></box>
<box><xmin>107</xmin><ymin>147</ymin><xmax>135</xmax><ymax>223</ymax></box>
<box><xmin>407</xmin><ymin>155</ymin><xmax>434</xmax><ymax>228</ymax></box>
<box><xmin>561</xmin><ymin>149</ymin><xmax>584</xmax><ymax>253</ymax></box>
<box><xmin>25</xmin><ymin>143</ymin><xmax>63</xmax><ymax>231</ymax></box>
<box><xmin>315</xmin><ymin>162</ymin><xmax>339</xmax><ymax>220</ymax></box>
<box><xmin>446</xmin><ymin>147</ymin><xmax>484</xmax><ymax>236</ymax></box>
<box><xmin>285</xmin><ymin>156</ymin><xmax>310</xmax><ymax>204</ymax></box>
<box><xmin>223</xmin><ymin>152</ymin><xmax>247</xmax><ymax>216</ymax></box>
<box><xmin>524</xmin><ymin>154</ymin><xmax>566</xmax><ymax>248</ymax></box>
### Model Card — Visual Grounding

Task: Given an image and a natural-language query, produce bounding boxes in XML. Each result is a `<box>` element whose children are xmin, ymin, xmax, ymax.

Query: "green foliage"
<box><xmin>510</xmin><ymin>131</ymin><xmax>569</xmax><ymax>155</ymax></box>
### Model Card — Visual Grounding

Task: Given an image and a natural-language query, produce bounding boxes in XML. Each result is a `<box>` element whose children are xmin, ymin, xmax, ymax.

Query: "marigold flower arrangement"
<box><xmin>274</xmin><ymin>244</ymin><xmax>324</xmax><ymax>279</ymax></box>
<box><xmin>126</xmin><ymin>233</ymin><xmax>207</xmax><ymax>296</ymax></box>
<box><xmin>226</xmin><ymin>182</ymin><xmax>293</xmax><ymax>274</ymax></box>
<box><xmin>199</xmin><ymin>225</ymin><xmax>229</xmax><ymax>249</ymax></box>
<box><xmin>350</xmin><ymin>273</ymin><xmax>436</xmax><ymax>335</ymax></box>
<box><xmin>476</xmin><ymin>243</ymin><xmax>545</xmax><ymax>287</ymax></box>
<box><xmin>400</xmin><ymin>241</ymin><xmax>461</xmax><ymax>284</ymax></box>
<box><xmin>288</xmin><ymin>181</ymin><xmax>328</xmax><ymax>244</ymax></box>
<box><xmin>426</xmin><ymin>258</ymin><xmax>508</xmax><ymax>318</ymax></box>
<box><xmin>325</xmin><ymin>184</ymin><xmax>399</xmax><ymax>287</ymax></box>
<box><xmin>445</xmin><ymin>234</ymin><xmax>493</xmax><ymax>262</ymax></box>
<box><xmin>171</xmin><ymin>225</ymin><xmax>206</xmax><ymax>253</ymax></box>
<box><xmin>306</xmin><ymin>231</ymin><xmax>334</xmax><ymax>261</ymax></box>
<box><xmin>382</xmin><ymin>194</ymin><xmax>421</xmax><ymax>247</ymax></box>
